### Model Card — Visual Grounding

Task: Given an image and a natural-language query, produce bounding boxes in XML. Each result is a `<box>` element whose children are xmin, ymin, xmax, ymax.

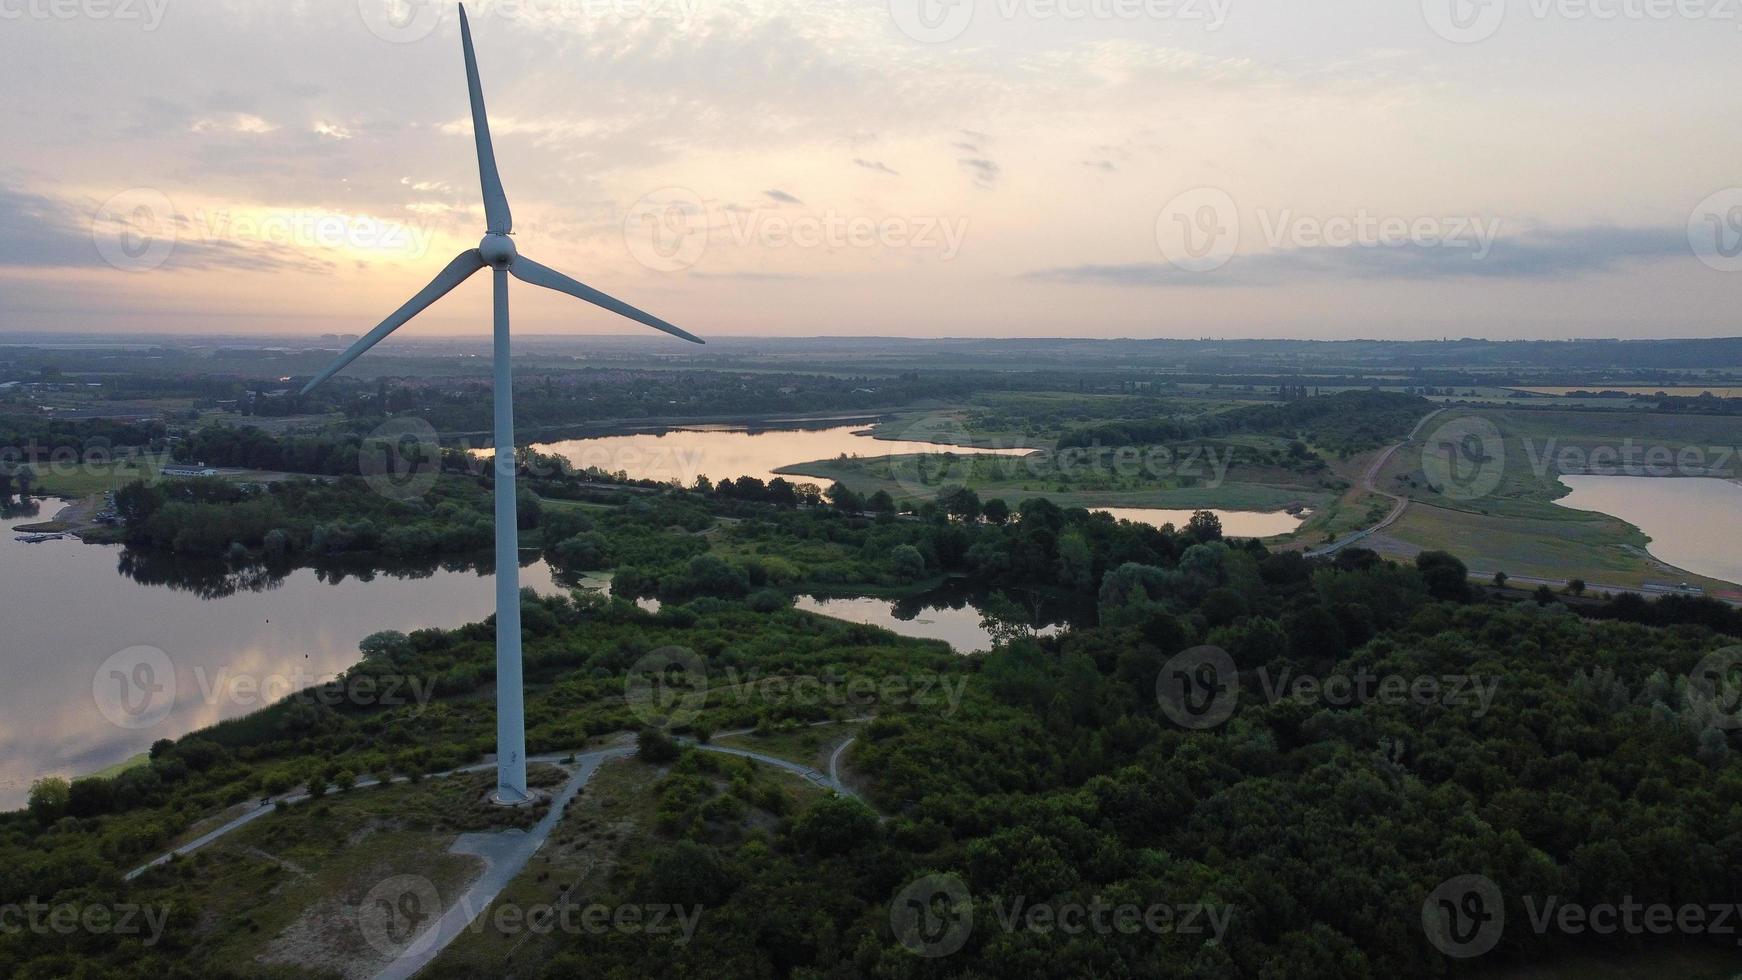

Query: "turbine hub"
<box><xmin>479</xmin><ymin>233</ymin><xmax>517</xmax><ymax>269</ymax></box>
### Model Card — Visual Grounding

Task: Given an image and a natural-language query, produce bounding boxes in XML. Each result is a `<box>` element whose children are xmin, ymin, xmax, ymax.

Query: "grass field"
<box><xmin>1370</xmin><ymin>407</ymin><xmax>1741</xmax><ymax>589</ymax></box>
<box><xmin>128</xmin><ymin>766</ymin><xmax>568</xmax><ymax>979</ymax></box>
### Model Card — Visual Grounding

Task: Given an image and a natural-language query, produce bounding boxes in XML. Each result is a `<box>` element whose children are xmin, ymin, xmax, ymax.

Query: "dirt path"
<box><xmin>1308</xmin><ymin>409</ymin><xmax>1443</xmax><ymax>558</ymax></box>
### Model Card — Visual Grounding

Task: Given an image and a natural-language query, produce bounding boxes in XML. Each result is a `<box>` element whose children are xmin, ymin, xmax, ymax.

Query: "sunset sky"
<box><xmin>2</xmin><ymin>0</ymin><xmax>1738</xmax><ymax>340</ymax></box>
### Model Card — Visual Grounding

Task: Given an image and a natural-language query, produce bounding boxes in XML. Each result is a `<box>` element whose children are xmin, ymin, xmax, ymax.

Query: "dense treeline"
<box><xmin>1058</xmin><ymin>390</ymin><xmax>1432</xmax><ymax>456</ymax></box>
<box><xmin>5</xmin><ymin>497</ymin><xmax>1739</xmax><ymax>977</ymax></box>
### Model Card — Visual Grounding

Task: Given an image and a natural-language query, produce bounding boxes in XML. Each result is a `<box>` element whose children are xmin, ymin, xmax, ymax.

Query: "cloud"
<box><xmin>1028</xmin><ymin>226</ymin><xmax>1691</xmax><ymax>287</ymax></box>
<box><xmin>764</xmin><ymin>189</ymin><xmax>803</xmax><ymax>205</ymax></box>
<box><xmin>959</xmin><ymin>158</ymin><xmax>1001</xmax><ymax>186</ymax></box>
<box><xmin>853</xmin><ymin>158</ymin><xmax>900</xmax><ymax>176</ymax></box>
<box><xmin>0</xmin><ymin>183</ymin><xmax>331</xmax><ymax>275</ymax></box>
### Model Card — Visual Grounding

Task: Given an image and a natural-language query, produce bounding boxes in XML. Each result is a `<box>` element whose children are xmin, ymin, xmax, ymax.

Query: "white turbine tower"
<box><xmin>303</xmin><ymin>3</ymin><xmax>704</xmax><ymax>805</ymax></box>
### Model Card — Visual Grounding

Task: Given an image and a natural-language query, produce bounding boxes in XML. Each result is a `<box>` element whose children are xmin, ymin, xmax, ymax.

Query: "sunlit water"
<box><xmin>792</xmin><ymin>595</ymin><xmax>1065</xmax><ymax>653</ymax></box>
<box><xmin>1554</xmin><ymin>476</ymin><xmax>1742</xmax><ymax>587</ymax></box>
<box><xmin>0</xmin><ymin>526</ymin><xmax>557</xmax><ymax>810</ymax></box>
<box><xmin>524</xmin><ymin>423</ymin><xmax>1034</xmax><ymax>487</ymax></box>
<box><xmin>1092</xmin><ymin>506</ymin><xmax>1305</xmax><ymax>538</ymax></box>
<box><xmin>525</xmin><ymin>425</ymin><xmax>1304</xmax><ymax>537</ymax></box>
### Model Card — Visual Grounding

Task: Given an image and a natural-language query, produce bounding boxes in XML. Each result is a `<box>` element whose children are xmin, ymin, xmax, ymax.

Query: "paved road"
<box><xmin>1308</xmin><ymin>409</ymin><xmax>1444</xmax><ymax>558</ymax></box>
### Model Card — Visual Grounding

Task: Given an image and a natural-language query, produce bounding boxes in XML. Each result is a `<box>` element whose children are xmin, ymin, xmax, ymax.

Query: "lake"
<box><xmin>524</xmin><ymin>422</ymin><xmax>1034</xmax><ymax>487</ymax></box>
<box><xmin>0</xmin><ymin>525</ymin><xmax>558</xmax><ymax>811</ymax></box>
<box><xmin>1555</xmin><ymin>476</ymin><xmax>1742</xmax><ymax>587</ymax></box>
<box><xmin>525</xmin><ymin>423</ymin><xmax>1304</xmax><ymax>538</ymax></box>
<box><xmin>793</xmin><ymin>594</ymin><xmax>1068</xmax><ymax>654</ymax></box>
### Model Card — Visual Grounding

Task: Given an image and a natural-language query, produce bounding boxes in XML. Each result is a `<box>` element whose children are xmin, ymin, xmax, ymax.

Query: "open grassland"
<box><xmin>1369</xmin><ymin>406</ymin><xmax>1742</xmax><ymax>589</ymax></box>
<box><xmin>127</xmin><ymin>766</ymin><xmax>568</xmax><ymax>979</ymax></box>
<box><xmin>781</xmin><ymin>435</ymin><xmax>1338</xmax><ymax>520</ymax></box>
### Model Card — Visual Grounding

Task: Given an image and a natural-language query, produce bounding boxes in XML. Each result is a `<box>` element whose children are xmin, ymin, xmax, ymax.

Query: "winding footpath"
<box><xmin>121</xmin><ymin>724</ymin><xmax>870</xmax><ymax>980</ymax></box>
<box><xmin>1308</xmin><ymin>408</ymin><xmax>1444</xmax><ymax>558</ymax></box>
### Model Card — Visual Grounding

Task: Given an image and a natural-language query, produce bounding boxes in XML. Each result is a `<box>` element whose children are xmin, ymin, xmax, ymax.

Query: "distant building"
<box><xmin>162</xmin><ymin>463</ymin><xmax>218</xmax><ymax>478</ymax></box>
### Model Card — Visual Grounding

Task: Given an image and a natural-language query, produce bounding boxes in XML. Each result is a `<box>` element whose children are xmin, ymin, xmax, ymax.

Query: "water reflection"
<box><xmin>0</xmin><ymin>528</ymin><xmax>557</xmax><ymax>810</ymax></box>
<box><xmin>526</xmin><ymin>423</ymin><xmax>1034</xmax><ymax>488</ymax></box>
<box><xmin>1093</xmin><ymin>506</ymin><xmax>1305</xmax><ymax>539</ymax></box>
<box><xmin>798</xmin><ymin>581</ymin><xmax>1080</xmax><ymax>653</ymax></box>
<box><xmin>1554</xmin><ymin>476</ymin><xmax>1742</xmax><ymax>587</ymax></box>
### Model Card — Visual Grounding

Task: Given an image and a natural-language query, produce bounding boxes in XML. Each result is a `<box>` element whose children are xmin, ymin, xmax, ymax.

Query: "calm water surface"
<box><xmin>528</xmin><ymin>425</ymin><xmax>1303</xmax><ymax>537</ymax></box>
<box><xmin>0</xmin><ymin>525</ymin><xmax>556</xmax><ymax>810</ymax></box>
<box><xmin>527</xmin><ymin>423</ymin><xmax>1033</xmax><ymax>487</ymax></box>
<box><xmin>1554</xmin><ymin>476</ymin><xmax>1742</xmax><ymax>586</ymax></box>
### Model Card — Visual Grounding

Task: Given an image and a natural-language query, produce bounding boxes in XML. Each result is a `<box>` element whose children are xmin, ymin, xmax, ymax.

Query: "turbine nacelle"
<box><xmin>479</xmin><ymin>233</ymin><xmax>517</xmax><ymax>269</ymax></box>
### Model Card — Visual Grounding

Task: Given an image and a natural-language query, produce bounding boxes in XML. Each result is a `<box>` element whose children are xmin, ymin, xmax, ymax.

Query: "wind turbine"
<box><xmin>302</xmin><ymin>3</ymin><xmax>704</xmax><ymax>805</ymax></box>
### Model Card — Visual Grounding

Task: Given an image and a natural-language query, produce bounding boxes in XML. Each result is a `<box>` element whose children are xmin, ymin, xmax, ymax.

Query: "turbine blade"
<box><xmin>458</xmin><ymin>3</ymin><xmax>512</xmax><ymax>234</ymax></box>
<box><xmin>510</xmin><ymin>255</ymin><xmax>705</xmax><ymax>345</ymax></box>
<box><xmin>300</xmin><ymin>250</ymin><xmax>487</xmax><ymax>394</ymax></box>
